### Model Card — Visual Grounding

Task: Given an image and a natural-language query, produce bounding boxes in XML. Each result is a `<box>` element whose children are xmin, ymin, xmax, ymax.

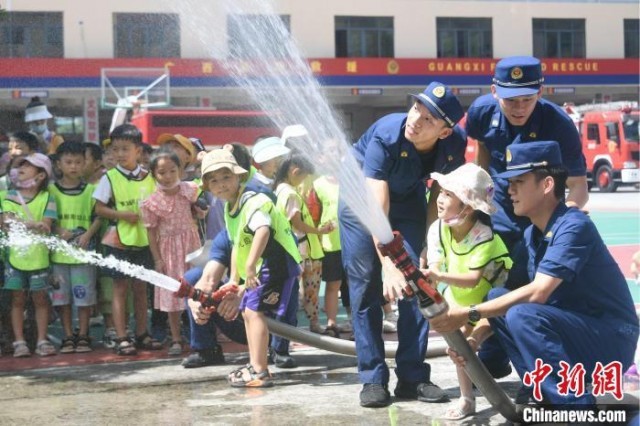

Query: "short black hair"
<box><xmin>532</xmin><ymin>166</ymin><xmax>568</xmax><ymax>200</ymax></box>
<box><xmin>109</xmin><ymin>124</ymin><xmax>143</xmax><ymax>145</ymax></box>
<box><xmin>56</xmin><ymin>141</ymin><xmax>85</xmax><ymax>157</ymax></box>
<box><xmin>84</xmin><ymin>142</ymin><xmax>103</xmax><ymax>162</ymax></box>
<box><xmin>149</xmin><ymin>147</ymin><xmax>181</xmax><ymax>176</ymax></box>
<box><xmin>141</xmin><ymin>143</ymin><xmax>154</xmax><ymax>155</ymax></box>
<box><xmin>273</xmin><ymin>153</ymin><xmax>315</xmax><ymax>187</ymax></box>
<box><xmin>229</xmin><ymin>143</ymin><xmax>252</xmax><ymax>171</ymax></box>
<box><xmin>10</xmin><ymin>131</ymin><xmax>40</xmax><ymax>152</ymax></box>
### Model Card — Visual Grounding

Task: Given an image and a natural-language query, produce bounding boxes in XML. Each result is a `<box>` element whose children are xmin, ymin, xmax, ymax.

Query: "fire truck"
<box><xmin>128</xmin><ymin>108</ymin><xmax>279</xmax><ymax>148</ymax></box>
<box><xmin>564</xmin><ymin>102</ymin><xmax>639</xmax><ymax>192</ymax></box>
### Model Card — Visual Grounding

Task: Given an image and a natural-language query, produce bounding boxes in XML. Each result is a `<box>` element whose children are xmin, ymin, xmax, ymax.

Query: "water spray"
<box><xmin>378</xmin><ymin>231</ymin><xmax>520</xmax><ymax>422</ymax></box>
<box><xmin>3</xmin><ymin>221</ymin><xmax>236</xmax><ymax>311</ymax></box>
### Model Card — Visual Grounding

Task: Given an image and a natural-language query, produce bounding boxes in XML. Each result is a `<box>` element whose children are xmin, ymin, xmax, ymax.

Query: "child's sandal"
<box><xmin>228</xmin><ymin>364</ymin><xmax>274</xmax><ymax>388</ymax></box>
<box><xmin>12</xmin><ymin>341</ymin><xmax>31</xmax><ymax>358</ymax></box>
<box><xmin>60</xmin><ymin>336</ymin><xmax>76</xmax><ymax>354</ymax></box>
<box><xmin>35</xmin><ymin>340</ymin><xmax>57</xmax><ymax>357</ymax></box>
<box><xmin>322</xmin><ymin>324</ymin><xmax>341</xmax><ymax>338</ymax></box>
<box><xmin>114</xmin><ymin>337</ymin><xmax>137</xmax><ymax>356</ymax></box>
<box><xmin>75</xmin><ymin>336</ymin><xmax>93</xmax><ymax>353</ymax></box>
<box><xmin>443</xmin><ymin>396</ymin><xmax>476</xmax><ymax>420</ymax></box>
<box><xmin>134</xmin><ymin>332</ymin><xmax>163</xmax><ymax>351</ymax></box>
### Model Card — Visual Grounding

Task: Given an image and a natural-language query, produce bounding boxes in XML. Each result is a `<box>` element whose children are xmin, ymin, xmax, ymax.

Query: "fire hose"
<box><xmin>174</xmin><ymin>237</ymin><xmax>520</xmax><ymax>422</ymax></box>
<box><xmin>378</xmin><ymin>231</ymin><xmax>520</xmax><ymax>422</ymax></box>
<box><xmin>174</xmin><ymin>277</ymin><xmax>449</xmax><ymax>358</ymax></box>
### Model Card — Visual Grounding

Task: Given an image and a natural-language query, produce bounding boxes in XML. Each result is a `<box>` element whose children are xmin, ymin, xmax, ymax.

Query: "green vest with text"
<box><xmin>2</xmin><ymin>191</ymin><xmax>50</xmax><ymax>271</ymax></box>
<box><xmin>106</xmin><ymin>169</ymin><xmax>155</xmax><ymax>248</ymax></box>
<box><xmin>275</xmin><ymin>184</ymin><xmax>324</xmax><ymax>260</ymax></box>
<box><xmin>49</xmin><ymin>183</ymin><xmax>96</xmax><ymax>264</ymax></box>
<box><xmin>225</xmin><ymin>191</ymin><xmax>301</xmax><ymax>281</ymax></box>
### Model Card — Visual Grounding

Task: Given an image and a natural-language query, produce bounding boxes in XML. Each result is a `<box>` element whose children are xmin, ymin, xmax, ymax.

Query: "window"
<box><xmin>335</xmin><ymin>16</ymin><xmax>394</xmax><ymax>57</ymax></box>
<box><xmin>54</xmin><ymin>116</ymin><xmax>84</xmax><ymax>138</ymax></box>
<box><xmin>587</xmin><ymin>124</ymin><xmax>600</xmax><ymax>144</ymax></box>
<box><xmin>605</xmin><ymin>122</ymin><xmax>620</xmax><ymax>143</ymax></box>
<box><xmin>437</xmin><ymin>18</ymin><xmax>492</xmax><ymax>58</ymax></box>
<box><xmin>533</xmin><ymin>19</ymin><xmax>585</xmax><ymax>58</ymax></box>
<box><xmin>227</xmin><ymin>14</ymin><xmax>291</xmax><ymax>59</ymax></box>
<box><xmin>114</xmin><ymin>13</ymin><xmax>180</xmax><ymax>58</ymax></box>
<box><xmin>0</xmin><ymin>12</ymin><xmax>63</xmax><ymax>57</ymax></box>
<box><xmin>624</xmin><ymin>19</ymin><xmax>639</xmax><ymax>58</ymax></box>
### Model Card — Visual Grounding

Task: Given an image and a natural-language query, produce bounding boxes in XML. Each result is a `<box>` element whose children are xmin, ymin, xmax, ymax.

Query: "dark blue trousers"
<box><xmin>339</xmin><ymin>201</ymin><xmax>431</xmax><ymax>385</ymax></box>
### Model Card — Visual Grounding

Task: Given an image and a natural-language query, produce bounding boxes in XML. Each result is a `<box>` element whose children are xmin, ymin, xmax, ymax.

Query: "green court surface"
<box><xmin>590</xmin><ymin>211</ymin><xmax>640</xmax><ymax>304</ymax></box>
<box><xmin>590</xmin><ymin>212</ymin><xmax>640</xmax><ymax>246</ymax></box>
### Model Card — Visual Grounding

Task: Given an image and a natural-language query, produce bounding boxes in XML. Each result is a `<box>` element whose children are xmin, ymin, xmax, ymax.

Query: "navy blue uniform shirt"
<box><xmin>466</xmin><ymin>95</ymin><xmax>586</xmax><ymax>239</ymax></box>
<box><xmin>352</xmin><ymin>113</ymin><xmax>467</xmax><ymax>223</ymax></box>
<box><xmin>525</xmin><ymin>203</ymin><xmax>638</xmax><ymax>337</ymax></box>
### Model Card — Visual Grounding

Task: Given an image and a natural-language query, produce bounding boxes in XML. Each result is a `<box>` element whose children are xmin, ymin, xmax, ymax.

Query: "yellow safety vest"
<box><xmin>2</xmin><ymin>191</ymin><xmax>50</xmax><ymax>271</ymax></box>
<box><xmin>275</xmin><ymin>184</ymin><xmax>324</xmax><ymax>260</ymax></box>
<box><xmin>225</xmin><ymin>190</ymin><xmax>301</xmax><ymax>280</ymax></box>
<box><xmin>312</xmin><ymin>176</ymin><xmax>341</xmax><ymax>252</ymax></box>
<box><xmin>106</xmin><ymin>169</ymin><xmax>155</xmax><ymax>248</ymax></box>
<box><xmin>49</xmin><ymin>183</ymin><xmax>96</xmax><ymax>264</ymax></box>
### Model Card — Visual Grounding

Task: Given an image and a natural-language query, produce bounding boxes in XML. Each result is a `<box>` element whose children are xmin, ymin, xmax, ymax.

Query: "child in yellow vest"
<box><xmin>201</xmin><ymin>149</ymin><xmax>301</xmax><ymax>388</ymax></box>
<box><xmin>92</xmin><ymin>124</ymin><xmax>161</xmax><ymax>356</ymax></box>
<box><xmin>1</xmin><ymin>153</ymin><xmax>57</xmax><ymax>357</ymax></box>
<box><xmin>421</xmin><ymin>163</ymin><xmax>512</xmax><ymax>420</ymax></box>
<box><xmin>311</xmin><ymin>174</ymin><xmax>349</xmax><ymax>337</ymax></box>
<box><xmin>50</xmin><ymin>142</ymin><xmax>103</xmax><ymax>353</ymax></box>
<box><xmin>274</xmin><ymin>154</ymin><xmax>333</xmax><ymax>334</ymax></box>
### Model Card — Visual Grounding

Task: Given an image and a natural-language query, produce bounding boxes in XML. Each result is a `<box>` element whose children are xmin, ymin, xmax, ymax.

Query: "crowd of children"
<box><xmin>0</xmin><ymin>112</ymin><xmax>364</xmax><ymax>367</ymax></box>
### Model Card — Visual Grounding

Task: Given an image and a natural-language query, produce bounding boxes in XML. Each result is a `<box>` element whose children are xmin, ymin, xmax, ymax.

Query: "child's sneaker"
<box><xmin>103</xmin><ymin>327</ymin><xmax>117</xmax><ymax>349</ymax></box>
<box><xmin>13</xmin><ymin>341</ymin><xmax>30</xmax><ymax>358</ymax></box>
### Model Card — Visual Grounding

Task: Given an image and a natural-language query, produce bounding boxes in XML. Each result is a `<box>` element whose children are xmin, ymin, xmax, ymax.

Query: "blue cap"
<box><xmin>493</xmin><ymin>56</ymin><xmax>544</xmax><ymax>99</ymax></box>
<box><xmin>410</xmin><ymin>82</ymin><xmax>464</xmax><ymax>127</ymax></box>
<box><xmin>494</xmin><ymin>141</ymin><xmax>563</xmax><ymax>179</ymax></box>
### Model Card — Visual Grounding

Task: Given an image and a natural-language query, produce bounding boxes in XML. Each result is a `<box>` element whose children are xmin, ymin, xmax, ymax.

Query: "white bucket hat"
<box><xmin>431</xmin><ymin>163</ymin><xmax>496</xmax><ymax>215</ymax></box>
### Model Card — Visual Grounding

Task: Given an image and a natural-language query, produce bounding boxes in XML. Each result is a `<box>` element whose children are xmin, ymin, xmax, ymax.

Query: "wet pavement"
<box><xmin>0</xmin><ymin>346</ymin><xmax>525</xmax><ymax>425</ymax></box>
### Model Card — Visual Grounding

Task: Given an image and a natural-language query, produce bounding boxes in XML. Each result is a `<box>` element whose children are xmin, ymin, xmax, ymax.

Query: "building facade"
<box><xmin>0</xmin><ymin>0</ymin><xmax>638</xmax><ymax>142</ymax></box>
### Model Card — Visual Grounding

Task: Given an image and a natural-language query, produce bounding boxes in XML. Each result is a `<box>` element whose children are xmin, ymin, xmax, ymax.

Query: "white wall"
<box><xmin>6</xmin><ymin>0</ymin><xmax>638</xmax><ymax>58</ymax></box>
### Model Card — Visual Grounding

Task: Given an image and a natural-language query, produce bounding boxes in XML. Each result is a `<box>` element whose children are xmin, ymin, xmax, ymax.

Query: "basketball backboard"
<box><xmin>100</xmin><ymin>67</ymin><xmax>171</xmax><ymax>109</ymax></box>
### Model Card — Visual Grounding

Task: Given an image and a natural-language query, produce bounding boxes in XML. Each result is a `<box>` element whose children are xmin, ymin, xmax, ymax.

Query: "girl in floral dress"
<box><xmin>142</xmin><ymin>149</ymin><xmax>201</xmax><ymax>356</ymax></box>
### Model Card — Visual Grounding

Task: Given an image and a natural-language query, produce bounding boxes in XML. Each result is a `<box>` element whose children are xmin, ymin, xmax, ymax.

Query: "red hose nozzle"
<box><xmin>378</xmin><ymin>231</ymin><xmax>448</xmax><ymax>317</ymax></box>
<box><xmin>175</xmin><ymin>278</ymin><xmax>239</xmax><ymax>309</ymax></box>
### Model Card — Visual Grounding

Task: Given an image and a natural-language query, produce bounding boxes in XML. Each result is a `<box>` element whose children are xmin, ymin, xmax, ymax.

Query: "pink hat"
<box><xmin>16</xmin><ymin>153</ymin><xmax>53</xmax><ymax>179</ymax></box>
<box><xmin>431</xmin><ymin>163</ymin><xmax>496</xmax><ymax>215</ymax></box>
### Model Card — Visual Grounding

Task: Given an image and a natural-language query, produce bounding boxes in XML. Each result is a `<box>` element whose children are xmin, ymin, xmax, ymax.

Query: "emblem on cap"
<box><xmin>510</xmin><ymin>67</ymin><xmax>523</xmax><ymax>80</ymax></box>
<box><xmin>432</xmin><ymin>86</ymin><xmax>446</xmax><ymax>98</ymax></box>
<box><xmin>505</xmin><ymin>148</ymin><xmax>512</xmax><ymax>163</ymax></box>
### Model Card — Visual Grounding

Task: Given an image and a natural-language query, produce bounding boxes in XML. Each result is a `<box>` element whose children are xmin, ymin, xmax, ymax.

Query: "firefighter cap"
<box><xmin>493</xmin><ymin>56</ymin><xmax>544</xmax><ymax>99</ymax></box>
<box><xmin>494</xmin><ymin>141</ymin><xmax>563</xmax><ymax>179</ymax></box>
<box><xmin>409</xmin><ymin>82</ymin><xmax>464</xmax><ymax>128</ymax></box>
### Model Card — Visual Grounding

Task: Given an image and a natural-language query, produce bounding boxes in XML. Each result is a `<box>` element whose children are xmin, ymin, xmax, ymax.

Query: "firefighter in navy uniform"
<box><xmin>339</xmin><ymin>82</ymin><xmax>467</xmax><ymax>407</ymax></box>
<box><xmin>465</xmin><ymin>56</ymin><xmax>589</xmax><ymax>378</ymax></box>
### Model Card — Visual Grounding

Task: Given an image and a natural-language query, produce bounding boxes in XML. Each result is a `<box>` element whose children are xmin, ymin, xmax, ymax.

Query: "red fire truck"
<box><xmin>565</xmin><ymin>102</ymin><xmax>639</xmax><ymax>192</ymax></box>
<box><xmin>128</xmin><ymin>108</ymin><xmax>280</xmax><ymax>148</ymax></box>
